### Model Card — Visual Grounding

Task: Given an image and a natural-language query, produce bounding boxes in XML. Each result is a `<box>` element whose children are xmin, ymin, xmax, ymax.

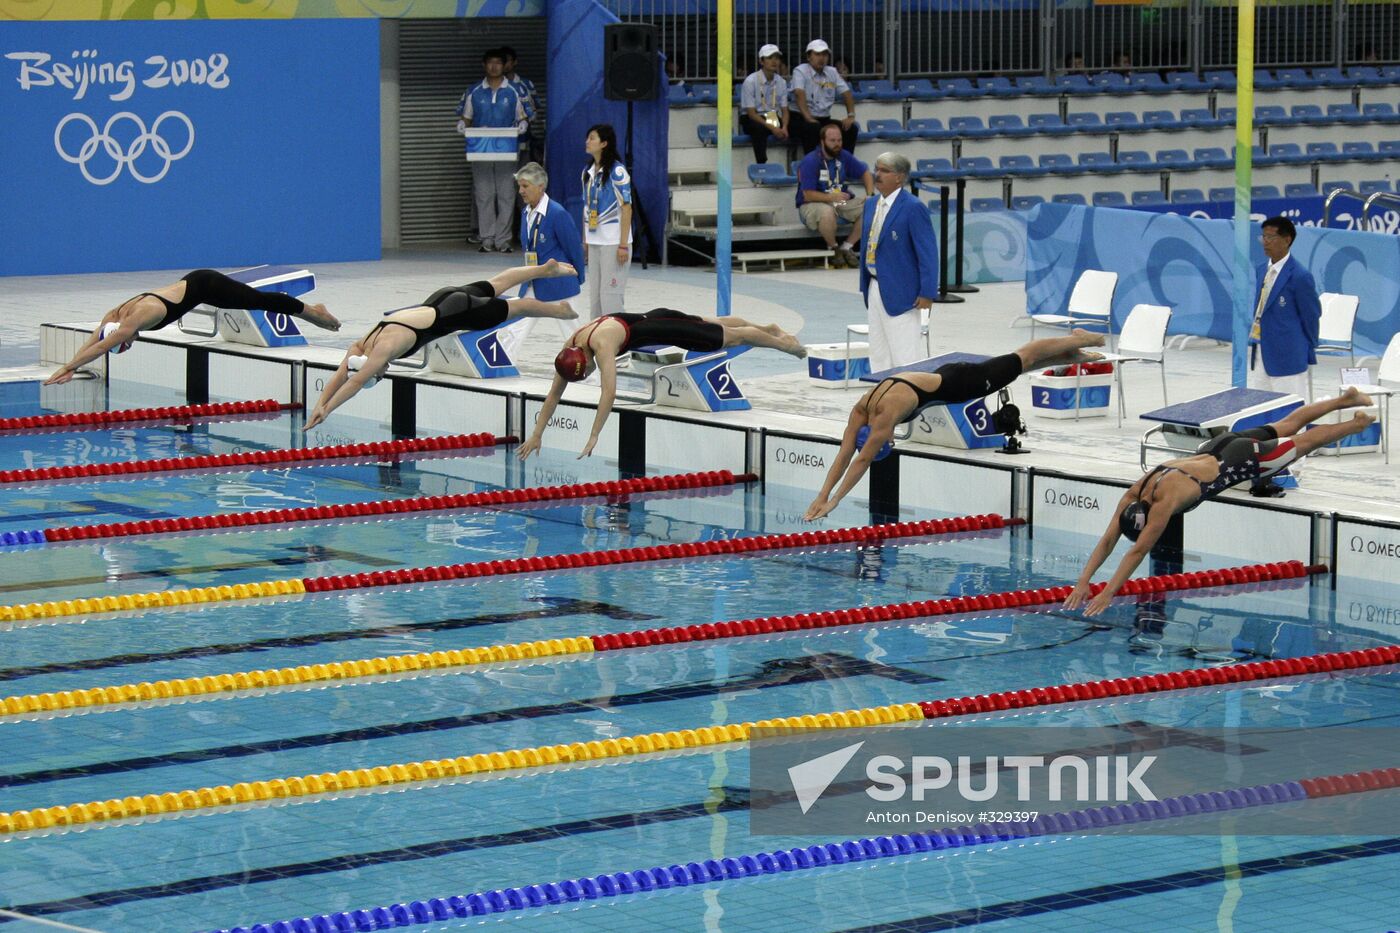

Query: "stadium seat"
<box><xmin>1143</xmin><ymin>110</ymin><xmax>1179</xmax><ymax>127</ymax></box>
<box><xmin>1180</xmin><ymin>108</ymin><xmax>1219</xmax><ymax>127</ymax></box>
<box><xmin>897</xmin><ymin>78</ymin><xmax>939</xmax><ymax>99</ymax></box>
<box><xmin>1209</xmin><ymin>187</ymin><xmax>1234</xmax><ymax>201</ymax></box>
<box><xmin>1380</xmin><ymin>140</ymin><xmax>1400</xmax><ymax>157</ymax></box>
<box><xmin>858</xmin><ymin>79</ymin><xmax>901</xmax><ymax>100</ymax></box>
<box><xmin>1171</xmin><ymin>188</ymin><xmax>1205</xmax><ymax>203</ymax></box>
<box><xmin>697</xmin><ymin>124</ymin><xmax>718</xmax><ymax>146</ymax></box>
<box><xmin>1217</xmin><ymin>107</ymin><xmax>1237</xmax><ymax>122</ymax></box>
<box><xmin>864</xmin><ymin>119</ymin><xmax>912</xmax><ymax>140</ymax></box>
<box><xmin>747</xmin><ymin>163</ymin><xmax>796</xmax><ymax>187</ymax></box>
<box><xmin>977</xmin><ymin>76</ymin><xmax>1015</xmax><ymax>95</ymax></box>
<box><xmin>1167</xmin><ymin>71</ymin><xmax>1210</xmax><ymax>91</ymax></box>
<box><xmin>1106</xmin><ymin>111</ymin><xmax>1140</xmax><ymax>127</ymax></box>
<box><xmin>1016</xmin><ymin>75</ymin><xmax>1057</xmax><ymax>95</ymax></box>
<box><xmin>1051</xmin><ymin>193</ymin><xmax>1088</xmax><ymax>205</ymax></box>
<box><xmin>1067</xmin><ymin>112</ymin><xmax>1103</xmax><ymax>127</ymax></box>
<box><xmin>1132</xmin><ymin>190</ymin><xmax>1167</xmax><ymax>205</ymax></box>
<box><xmin>1117</xmin><ymin>150</ymin><xmax>1153</xmax><ymax>166</ymax></box>
<box><xmin>1055</xmin><ymin>74</ymin><xmax>1093</xmax><ymax>92</ymax></box>
<box><xmin>989</xmin><ymin>114</ymin><xmax>1027</xmax><ymax>132</ymax></box>
<box><xmin>1255</xmin><ymin>105</ymin><xmax>1289</xmax><ymax>124</ymax></box>
<box><xmin>1130</xmin><ymin>72</ymin><xmax>1168</xmax><ymax>89</ymax></box>
<box><xmin>1275</xmin><ymin>67</ymin><xmax>1321</xmax><ymax>88</ymax></box>
<box><xmin>1285</xmin><ymin>183</ymin><xmax>1321</xmax><ymax>198</ymax></box>
<box><xmin>1307</xmin><ymin>141</ymin><xmax>1342</xmax><ymax>160</ymax></box>
<box><xmin>1012</xmin><ymin>195</ymin><xmax>1046</xmax><ymax>210</ymax></box>
<box><xmin>1347</xmin><ymin>66</ymin><xmax>1385</xmax><ymax>86</ymax></box>
<box><xmin>1263</xmin><ymin>143</ymin><xmax>1306</xmax><ymax>164</ymax></box>
<box><xmin>1290</xmin><ymin>104</ymin><xmax>1326</xmax><ymax>123</ymax></box>
<box><xmin>1343</xmin><ymin>141</ymin><xmax>1379</xmax><ymax>159</ymax></box>
<box><xmin>1360</xmin><ymin>179</ymin><xmax>1395</xmax><ymax>195</ymax></box>
<box><xmin>1093</xmin><ymin>191</ymin><xmax>1129</xmax><ymax>206</ymax></box>
<box><xmin>1028</xmin><ymin>112</ymin><xmax>1069</xmax><ymax>130</ymax></box>
<box><xmin>1078</xmin><ymin>152</ymin><xmax>1118</xmax><ymax>169</ymax></box>
<box><xmin>1194</xmin><ymin>147</ymin><xmax>1230</xmax><ymax>166</ymax></box>
<box><xmin>667</xmin><ymin>84</ymin><xmax>692</xmax><ymax>105</ymax></box>
<box><xmin>1155</xmin><ymin>149</ymin><xmax>1191</xmax><ymax>165</ymax></box>
<box><xmin>1038</xmin><ymin>153</ymin><xmax>1074</xmax><ymax>170</ymax></box>
<box><xmin>1092</xmin><ymin>71</ymin><xmax>1128</xmax><ymax>89</ymax></box>
<box><xmin>939</xmin><ymin>77</ymin><xmax>977</xmax><ymax>97</ymax></box>
<box><xmin>1312</xmin><ymin>67</ymin><xmax>1349</xmax><ymax>87</ymax></box>
<box><xmin>1328</xmin><ymin>103</ymin><xmax>1363</xmax><ymax>122</ymax></box>
<box><xmin>999</xmin><ymin>154</ymin><xmax>1039</xmax><ymax>175</ymax></box>
<box><xmin>1363</xmin><ymin>103</ymin><xmax>1398</xmax><ymax>119</ymax></box>
<box><xmin>957</xmin><ymin>156</ymin><xmax>997</xmax><ymax>176</ymax></box>
<box><xmin>1204</xmin><ymin>70</ymin><xmax>1237</xmax><ymax>88</ymax></box>
<box><xmin>690</xmin><ymin>84</ymin><xmax>718</xmax><ymax>104</ymax></box>
<box><xmin>970</xmin><ymin>197</ymin><xmax>1007</xmax><ymax>212</ymax></box>
<box><xmin>1321</xmin><ymin>180</ymin><xmax>1352</xmax><ymax>196</ymax></box>
<box><xmin>949</xmin><ymin>116</ymin><xmax>989</xmax><ymax>135</ymax></box>
<box><xmin>1251</xmin><ymin>185</ymin><xmax>1281</xmax><ymax>199</ymax></box>
<box><xmin>915</xmin><ymin>157</ymin><xmax>954</xmax><ymax>175</ymax></box>
<box><xmin>907</xmin><ymin>117</ymin><xmax>949</xmax><ymax>137</ymax></box>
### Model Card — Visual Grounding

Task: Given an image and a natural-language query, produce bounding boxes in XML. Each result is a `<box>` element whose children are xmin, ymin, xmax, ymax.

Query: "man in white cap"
<box><xmin>789</xmin><ymin>38</ymin><xmax>858</xmax><ymax>155</ymax></box>
<box><xmin>739</xmin><ymin>44</ymin><xmax>791</xmax><ymax>164</ymax></box>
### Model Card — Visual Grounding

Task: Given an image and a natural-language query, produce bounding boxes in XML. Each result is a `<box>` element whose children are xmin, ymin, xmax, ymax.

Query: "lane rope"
<box><xmin>3</xmin><ymin>637</ymin><xmax>1394</xmax><ymax>838</ymax></box>
<box><xmin>0</xmin><ymin>561</ymin><xmax>1317</xmax><ymax>717</ymax></box>
<box><xmin>0</xmin><ymin>399</ymin><xmax>296</xmax><ymax>434</ymax></box>
<box><xmin>0</xmin><ymin>513</ymin><xmax>1015</xmax><ymax>623</ymax></box>
<box><xmin>203</xmin><ymin>764</ymin><xmax>1400</xmax><ymax>932</ymax></box>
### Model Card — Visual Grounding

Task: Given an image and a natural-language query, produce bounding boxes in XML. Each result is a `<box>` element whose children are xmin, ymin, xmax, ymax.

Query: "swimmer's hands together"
<box><xmin>44</xmin><ymin>366</ymin><xmax>76</xmax><ymax>386</ymax></box>
<box><xmin>1063</xmin><ymin>581</ymin><xmax>1113</xmax><ymax>617</ymax></box>
<box><xmin>803</xmin><ymin>498</ymin><xmax>834</xmax><ymax>522</ymax></box>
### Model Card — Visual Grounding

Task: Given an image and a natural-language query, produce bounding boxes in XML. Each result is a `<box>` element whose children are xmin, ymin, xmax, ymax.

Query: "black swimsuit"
<box><xmin>132</xmin><ymin>269</ymin><xmax>308</xmax><ymax>330</ymax></box>
<box><xmin>866</xmin><ymin>353</ymin><xmax>1025</xmax><ymax>421</ymax></box>
<box><xmin>1141</xmin><ymin>426</ymin><xmax>1293</xmax><ymax>512</ymax></box>
<box><xmin>570</xmin><ymin>308</ymin><xmax>726</xmax><ymax>358</ymax></box>
<box><xmin>366</xmin><ymin>281</ymin><xmax>509</xmax><ymax>357</ymax></box>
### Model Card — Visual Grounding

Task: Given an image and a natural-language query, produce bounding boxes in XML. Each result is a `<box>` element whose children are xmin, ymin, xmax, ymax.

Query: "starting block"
<box><xmin>178</xmin><ymin>265</ymin><xmax>315</xmax><ymax>348</ymax></box>
<box><xmin>425</xmin><ymin>317</ymin><xmax>527</xmax><ymax>379</ymax></box>
<box><xmin>617</xmin><ymin>344</ymin><xmax>751</xmax><ymax>412</ymax></box>
<box><xmin>862</xmin><ymin>353</ymin><xmax>1006</xmax><ymax>451</ymax></box>
<box><xmin>1139</xmin><ymin>387</ymin><xmax>1302</xmax><ymax>470</ymax></box>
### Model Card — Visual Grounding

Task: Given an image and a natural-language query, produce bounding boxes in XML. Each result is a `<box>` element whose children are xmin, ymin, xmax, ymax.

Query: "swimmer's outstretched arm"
<box><xmin>305</xmin><ymin>360</ymin><xmax>379</xmax><ymax>432</ymax></box>
<box><xmin>44</xmin><ymin>318</ymin><xmax>140</xmax><ymax>385</ymax></box>
<box><xmin>804</xmin><ymin>409</ymin><xmax>886</xmax><ymax>521</ymax></box>
<box><xmin>1064</xmin><ymin>490</ymin><xmax>1167</xmax><ymax>617</ymax></box>
<box><xmin>517</xmin><ymin>373</ymin><xmax>569</xmax><ymax>460</ymax></box>
<box><xmin>578</xmin><ymin>352</ymin><xmax>618</xmax><ymax>459</ymax></box>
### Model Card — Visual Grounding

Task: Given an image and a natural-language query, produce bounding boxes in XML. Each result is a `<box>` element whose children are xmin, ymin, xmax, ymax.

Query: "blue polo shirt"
<box><xmin>795</xmin><ymin>148</ymin><xmax>868</xmax><ymax>207</ymax></box>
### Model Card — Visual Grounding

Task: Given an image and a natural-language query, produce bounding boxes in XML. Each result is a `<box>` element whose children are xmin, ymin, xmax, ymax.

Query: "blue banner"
<box><xmin>2</xmin><ymin>20</ymin><xmax>380</xmax><ymax>276</ymax></box>
<box><xmin>1292</xmin><ymin>224</ymin><xmax>1400</xmax><ymax>359</ymax></box>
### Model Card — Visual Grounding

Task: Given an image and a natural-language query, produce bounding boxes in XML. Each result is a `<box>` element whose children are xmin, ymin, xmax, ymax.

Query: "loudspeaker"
<box><xmin>604</xmin><ymin>23</ymin><xmax>660</xmax><ymax>101</ymax></box>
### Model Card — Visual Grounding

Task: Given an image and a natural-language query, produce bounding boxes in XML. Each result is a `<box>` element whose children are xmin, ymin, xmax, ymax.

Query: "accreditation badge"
<box><xmin>524</xmin><ymin>251</ymin><xmax>538</xmax><ymax>266</ymax></box>
<box><xmin>588</xmin><ymin>209</ymin><xmax>599</xmax><ymax>231</ymax></box>
<box><xmin>763</xmin><ymin>110</ymin><xmax>781</xmax><ymax>128</ymax></box>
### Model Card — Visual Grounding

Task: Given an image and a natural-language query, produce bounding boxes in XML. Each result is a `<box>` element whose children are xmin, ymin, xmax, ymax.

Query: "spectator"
<box><xmin>739</xmin><ymin>44</ymin><xmax>791</xmax><ymax>165</ymax></box>
<box><xmin>1114</xmin><ymin>50</ymin><xmax>1133</xmax><ymax>74</ymax></box>
<box><xmin>796</xmin><ymin>122</ymin><xmax>872</xmax><ymax>268</ymax></box>
<box><xmin>515</xmin><ymin>162</ymin><xmax>584</xmax><ymax>306</ymax></box>
<box><xmin>833</xmin><ymin>57</ymin><xmax>852</xmax><ymax>80</ymax></box>
<box><xmin>1064</xmin><ymin>51</ymin><xmax>1086</xmax><ymax>75</ymax></box>
<box><xmin>872</xmin><ymin>59</ymin><xmax>887</xmax><ymax>79</ymax></box>
<box><xmin>581</xmin><ymin>123</ymin><xmax>633</xmax><ymax>319</ymax></box>
<box><xmin>789</xmin><ymin>39</ymin><xmax>858</xmax><ymax>154</ymax></box>
<box><xmin>456</xmin><ymin>49</ymin><xmax>529</xmax><ymax>252</ymax></box>
<box><xmin>1249</xmin><ymin>216</ymin><xmax>1320</xmax><ymax>403</ymax></box>
<box><xmin>665</xmin><ymin>54</ymin><xmax>686</xmax><ymax>86</ymax></box>
<box><xmin>858</xmin><ymin>152</ymin><xmax>938</xmax><ymax>373</ymax></box>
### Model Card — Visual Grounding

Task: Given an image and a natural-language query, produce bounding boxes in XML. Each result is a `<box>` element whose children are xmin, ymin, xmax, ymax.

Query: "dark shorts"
<box><xmin>931</xmin><ymin>353</ymin><xmax>1024</xmax><ymax>404</ymax></box>
<box><xmin>625</xmin><ymin>308</ymin><xmax>725</xmax><ymax>353</ymax></box>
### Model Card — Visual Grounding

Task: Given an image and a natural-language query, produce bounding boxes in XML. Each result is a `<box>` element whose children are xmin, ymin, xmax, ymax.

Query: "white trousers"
<box><xmin>866</xmin><ymin>280</ymin><xmax>924</xmax><ymax>373</ymax></box>
<box><xmin>587</xmin><ymin>244</ymin><xmax>630</xmax><ymax>319</ymax></box>
<box><xmin>1247</xmin><ymin>360</ymin><xmax>1309</xmax><ymax>400</ymax></box>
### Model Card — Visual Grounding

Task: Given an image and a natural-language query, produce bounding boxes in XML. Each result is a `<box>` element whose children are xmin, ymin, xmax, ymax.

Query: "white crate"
<box><xmin>1028</xmin><ymin>371</ymin><xmax>1114</xmax><ymax>419</ymax></box>
<box><xmin>806</xmin><ymin>342</ymin><xmax>870</xmax><ymax>389</ymax></box>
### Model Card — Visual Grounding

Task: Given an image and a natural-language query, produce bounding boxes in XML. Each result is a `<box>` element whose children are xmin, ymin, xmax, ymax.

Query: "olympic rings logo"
<box><xmin>53</xmin><ymin>111</ymin><xmax>195</xmax><ymax>186</ymax></box>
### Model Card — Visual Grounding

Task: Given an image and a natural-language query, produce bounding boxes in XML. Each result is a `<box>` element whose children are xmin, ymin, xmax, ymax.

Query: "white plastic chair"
<box><xmin>845</xmin><ymin>308</ymin><xmax>932</xmax><ymax>386</ymax></box>
<box><xmin>1094</xmin><ymin>303</ymin><xmax>1173</xmax><ymax>427</ymax></box>
<box><xmin>1029</xmin><ymin>269</ymin><xmax>1119</xmax><ymax>347</ymax></box>
<box><xmin>1309</xmin><ymin>292</ymin><xmax>1360</xmax><ymax>399</ymax></box>
<box><xmin>1345</xmin><ymin>331</ymin><xmax>1400</xmax><ymax>463</ymax></box>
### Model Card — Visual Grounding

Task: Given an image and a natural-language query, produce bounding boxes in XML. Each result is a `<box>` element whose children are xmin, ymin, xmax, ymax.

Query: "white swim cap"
<box><xmin>101</xmin><ymin>322</ymin><xmax>134</xmax><ymax>354</ymax></box>
<box><xmin>347</xmin><ymin>354</ymin><xmax>379</xmax><ymax>388</ymax></box>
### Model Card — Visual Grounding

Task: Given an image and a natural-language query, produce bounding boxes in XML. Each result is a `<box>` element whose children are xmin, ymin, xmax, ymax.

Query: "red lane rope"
<box><xmin>0</xmin><ymin>399</ymin><xmax>297</xmax><ymax>433</ymax></box>
<box><xmin>300</xmin><ymin>514</ymin><xmax>1022</xmax><ymax>593</ymax></box>
<box><xmin>0</xmin><ymin>433</ymin><xmax>509</xmax><ymax>485</ymax></box>
<box><xmin>43</xmin><ymin>471</ymin><xmax>757</xmax><ymax>543</ymax></box>
<box><xmin>590</xmin><ymin>560</ymin><xmax>1324</xmax><ymax>650</ymax></box>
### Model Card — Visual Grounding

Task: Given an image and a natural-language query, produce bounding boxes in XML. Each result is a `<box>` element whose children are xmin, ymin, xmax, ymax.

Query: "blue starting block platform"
<box><xmin>862</xmin><ymin>353</ymin><xmax>1006</xmax><ymax>451</ymax></box>
<box><xmin>1139</xmin><ymin>387</ymin><xmax>1303</xmax><ymax>471</ymax></box>
<box><xmin>178</xmin><ymin>265</ymin><xmax>315</xmax><ymax>348</ymax></box>
<box><xmin>425</xmin><ymin>318</ymin><xmax>525</xmax><ymax>379</ymax></box>
<box><xmin>618</xmin><ymin>344</ymin><xmax>751</xmax><ymax>412</ymax></box>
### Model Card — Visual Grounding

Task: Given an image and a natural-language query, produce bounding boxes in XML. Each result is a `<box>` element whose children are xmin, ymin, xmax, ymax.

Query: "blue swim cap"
<box><xmin>855</xmin><ymin>425</ymin><xmax>894</xmax><ymax>461</ymax></box>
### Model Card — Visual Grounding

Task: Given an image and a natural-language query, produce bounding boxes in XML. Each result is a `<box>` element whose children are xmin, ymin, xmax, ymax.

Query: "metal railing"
<box><xmin>601</xmin><ymin>0</ymin><xmax>1400</xmax><ymax>82</ymax></box>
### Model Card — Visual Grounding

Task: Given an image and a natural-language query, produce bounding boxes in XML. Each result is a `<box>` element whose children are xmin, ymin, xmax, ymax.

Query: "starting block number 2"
<box><xmin>705</xmin><ymin>363</ymin><xmax>744</xmax><ymax>400</ymax></box>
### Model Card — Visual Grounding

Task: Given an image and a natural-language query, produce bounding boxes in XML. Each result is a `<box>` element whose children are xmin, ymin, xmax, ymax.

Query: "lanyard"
<box><xmin>825</xmin><ymin>158</ymin><xmax>842</xmax><ymax>190</ymax></box>
<box><xmin>762</xmin><ymin>76</ymin><xmax>777</xmax><ymax>112</ymax></box>
<box><xmin>587</xmin><ymin>168</ymin><xmax>606</xmax><ymax>216</ymax></box>
<box><xmin>527</xmin><ymin>210</ymin><xmax>542</xmax><ymax>250</ymax></box>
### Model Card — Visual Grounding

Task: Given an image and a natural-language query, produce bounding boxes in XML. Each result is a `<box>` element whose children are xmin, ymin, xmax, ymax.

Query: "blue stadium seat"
<box><xmin>939</xmin><ymin>77</ymin><xmax>977</xmax><ymax>97</ymax></box>
<box><xmin>1106</xmin><ymin>111</ymin><xmax>1140</xmax><ymax>127</ymax></box>
<box><xmin>957</xmin><ymin>156</ymin><xmax>997</xmax><ymax>176</ymax></box>
<box><xmin>690</xmin><ymin>84</ymin><xmax>718</xmax><ymax>104</ymax></box>
<box><xmin>1180</xmin><ymin>108</ymin><xmax>1219</xmax><ymax>127</ymax></box>
<box><xmin>1264</xmin><ymin>143</ymin><xmax>1306</xmax><ymax>163</ymax></box>
<box><xmin>1204</xmin><ymin>70</ymin><xmax>1238</xmax><ymax>89</ymax></box>
<box><xmin>1255</xmin><ymin>105</ymin><xmax>1289</xmax><ymax>124</ymax></box>
<box><xmin>1321</xmin><ymin>180</ymin><xmax>1352</xmax><ymax>196</ymax></box>
<box><xmin>864</xmin><ymin>119</ymin><xmax>913</xmax><ymax>140</ymax></box>
<box><xmin>1012</xmin><ymin>195</ymin><xmax>1046</xmax><ymax>210</ymax></box>
<box><xmin>697</xmin><ymin>124</ymin><xmax>718</xmax><ymax>146</ymax></box>
<box><xmin>1311</xmin><ymin>67</ymin><xmax>1349</xmax><ymax>87</ymax></box>
<box><xmin>999</xmin><ymin>154</ymin><xmax>1040</xmax><ymax>174</ymax></box>
<box><xmin>1129</xmin><ymin>72</ymin><xmax>1168</xmax><ymax>89</ymax></box>
<box><xmin>1143</xmin><ymin>110</ymin><xmax>1180</xmax><ymax>127</ymax></box>
<box><xmin>1232</xmin><ymin>144</ymin><xmax>1266</xmax><ymax>161</ymax></box>
<box><xmin>1347</xmin><ymin>66</ymin><xmax>1385</xmax><ymax>86</ymax></box>
<box><xmin>970</xmin><ymin>197</ymin><xmax>1007</xmax><ymax>212</ymax></box>
<box><xmin>1052</xmin><ymin>193</ymin><xmax>1088</xmax><ymax>205</ymax></box>
<box><xmin>858</xmin><ymin>79</ymin><xmax>901</xmax><ymax>101</ymax></box>
<box><xmin>1067</xmin><ymin>112</ymin><xmax>1103</xmax><ymax>127</ymax></box>
<box><xmin>1343</xmin><ymin>141</ymin><xmax>1379</xmax><ymax>159</ymax></box>
<box><xmin>1363</xmin><ymin>103</ymin><xmax>1398</xmax><ymax>119</ymax></box>
<box><xmin>1217</xmin><ymin>107</ymin><xmax>1237</xmax><ymax>122</ymax></box>
<box><xmin>1251</xmin><ymin>185</ymin><xmax>1281</xmax><ymax>199</ymax></box>
<box><xmin>1155</xmin><ymin>149</ymin><xmax>1191</xmax><ymax>165</ymax></box>
<box><xmin>949</xmin><ymin>116</ymin><xmax>989</xmax><ymax>135</ymax></box>
<box><xmin>1028</xmin><ymin>112</ymin><xmax>1068</xmax><ymax>130</ymax></box>
<box><xmin>1380</xmin><ymin>140</ymin><xmax>1400</xmax><ymax>157</ymax></box>
<box><xmin>1328</xmin><ymin>103</ymin><xmax>1363</xmax><ymax>122</ymax></box>
<box><xmin>1092</xmin><ymin>71</ymin><xmax>1128</xmax><ymax>89</ymax></box>
<box><xmin>1016</xmin><ymin>75</ymin><xmax>1058</xmax><ymax>95</ymax></box>
<box><xmin>747</xmin><ymin>163</ymin><xmax>795</xmax><ymax>186</ymax></box>
<box><xmin>977</xmin><ymin>76</ymin><xmax>1015</xmax><ymax>95</ymax></box>
<box><xmin>907</xmin><ymin>118</ymin><xmax>949</xmax><ymax>137</ymax></box>
<box><xmin>1055</xmin><ymin>74</ymin><xmax>1093</xmax><ymax>93</ymax></box>
<box><xmin>1209</xmin><ymin>187</ymin><xmax>1234</xmax><ymax>202</ymax></box>
<box><xmin>1290</xmin><ymin>104</ymin><xmax>1326</xmax><ymax>123</ymax></box>
<box><xmin>1307</xmin><ymin>141</ymin><xmax>1341</xmax><ymax>159</ymax></box>
<box><xmin>1039</xmin><ymin>153</ymin><xmax>1074</xmax><ymax>171</ymax></box>
<box><xmin>1194</xmin><ymin>147</ymin><xmax>1230</xmax><ymax>166</ymax></box>
<box><xmin>1171</xmin><ymin>188</ymin><xmax>1205</xmax><ymax>203</ymax></box>
<box><xmin>1383</xmin><ymin>66</ymin><xmax>1400</xmax><ymax>81</ymax></box>
<box><xmin>914</xmin><ymin>157</ymin><xmax>954</xmax><ymax>176</ymax></box>
<box><xmin>1093</xmin><ymin>191</ymin><xmax>1129</xmax><ymax>207</ymax></box>
<box><xmin>1274</xmin><ymin>67</ymin><xmax>1321</xmax><ymax>88</ymax></box>
<box><xmin>1132</xmin><ymin>190</ymin><xmax>1167</xmax><ymax>205</ymax></box>
<box><xmin>1167</xmin><ymin>71</ymin><xmax>1210</xmax><ymax>91</ymax></box>
<box><xmin>1117</xmin><ymin>150</ymin><xmax>1153</xmax><ymax>166</ymax></box>
<box><xmin>1078</xmin><ymin>152</ymin><xmax>1118</xmax><ymax>169</ymax></box>
<box><xmin>667</xmin><ymin>84</ymin><xmax>692</xmax><ymax>105</ymax></box>
<box><xmin>1285</xmin><ymin>183</ymin><xmax>1320</xmax><ymax>198</ymax></box>
<box><xmin>1360</xmin><ymin>179</ymin><xmax>1395</xmax><ymax>195</ymax></box>
<box><xmin>897</xmin><ymin>78</ymin><xmax>939</xmax><ymax>99</ymax></box>
<box><xmin>989</xmin><ymin>114</ymin><xmax>1027</xmax><ymax>132</ymax></box>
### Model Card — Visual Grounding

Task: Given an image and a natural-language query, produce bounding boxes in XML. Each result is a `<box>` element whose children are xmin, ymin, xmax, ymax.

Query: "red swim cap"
<box><xmin>554</xmin><ymin>347</ymin><xmax>588</xmax><ymax>381</ymax></box>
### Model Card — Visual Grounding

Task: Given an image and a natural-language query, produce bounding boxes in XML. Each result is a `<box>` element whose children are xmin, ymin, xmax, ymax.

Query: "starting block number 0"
<box><xmin>267</xmin><ymin>312</ymin><xmax>297</xmax><ymax>337</ymax></box>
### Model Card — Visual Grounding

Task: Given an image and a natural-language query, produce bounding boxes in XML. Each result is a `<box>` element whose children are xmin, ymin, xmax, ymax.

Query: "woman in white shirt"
<box><xmin>581</xmin><ymin>124</ymin><xmax>633</xmax><ymax>319</ymax></box>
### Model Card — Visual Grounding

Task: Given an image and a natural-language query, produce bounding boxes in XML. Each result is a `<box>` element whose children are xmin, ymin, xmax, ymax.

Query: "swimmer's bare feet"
<box><xmin>1340</xmin><ymin>385</ymin><xmax>1374</xmax><ymax>407</ymax></box>
<box><xmin>1070</xmin><ymin>350</ymin><xmax>1106</xmax><ymax>364</ymax></box>
<box><xmin>783</xmin><ymin>335</ymin><xmax>808</xmax><ymax>359</ymax></box>
<box><xmin>1352</xmin><ymin>410</ymin><xmax>1376</xmax><ymax>429</ymax></box>
<box><xmin>541</xmin><ymin>259</ymin><xmax>577</xmax><ymax>278</ymax></box>
<box><xmin>550</xmin><ymin>301</ymin><xmax>579</xmax><ymax>320</ymax></box>
<box><xmin>762</xmin><ymin>322</ymin><xmax>785</xmax><ymax>337</ymax></box>
<box><xmin>1070</xmin><ymin>328</ymin><xmax>1107</xmax><ymax>347</ymax></box>
<box><xmin>300</xmin><ymin>303</ymin><xmax>341</xmax><ymax>332</ymax></box>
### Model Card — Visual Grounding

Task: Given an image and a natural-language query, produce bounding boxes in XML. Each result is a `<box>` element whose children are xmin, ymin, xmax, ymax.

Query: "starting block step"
<box><xmin>620</xmin><ymin>344</ymin><xmax>751</xmax><ymax>412</ymax></box>
<box><xmin>426</xmin><ymin>317</ymin><xmax>528</xmax><ymax>379</ymax></box>
<box><xmin>1139</xmin><ymin>387</ymin><xmax>1303</xmax><ymax>468</ymax></box>
<box><xmin>185</xmin><ymin>265</ymin><xmax>316</xmax><ymax>349</ymax></box>
<box><xmin>863</xmin><ymin>353</ymin><xmax>1006</xmax><ymax>451</ymax></box>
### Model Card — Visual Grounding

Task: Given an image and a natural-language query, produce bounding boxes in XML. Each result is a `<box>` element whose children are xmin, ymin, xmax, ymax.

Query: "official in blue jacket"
<box><xmin>515</xmin><ymin>162</ymin><xmax>584</xmax><ymax>303</ymax></box>
<box><xmin>1249</xmin><ymin>216</ymin><xmax>1320</xmax><ymax>399</ymax></box>
<box><xmin>858</xmin><ymin>152</ymin><xmax>939</xmax><ymax>372</ymax></box>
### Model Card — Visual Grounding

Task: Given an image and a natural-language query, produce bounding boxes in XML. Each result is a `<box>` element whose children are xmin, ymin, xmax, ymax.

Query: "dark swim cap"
<box><xmin>554</xmin><ymin>347</ymin><xmax>588</xmax><ymax>382</ymax></box>
<box><xmin>855</xmin><ymin>425</ymin><xmax>894</xmax><ymax>461</ymax></box>
<box><xmin>1119</xmin><ymin>501</ymin><xmax>1149</xmax><ymax>541</ymax></box>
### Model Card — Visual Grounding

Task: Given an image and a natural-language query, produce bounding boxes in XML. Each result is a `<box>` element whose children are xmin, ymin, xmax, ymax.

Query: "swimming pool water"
<box><xmin>0</xmin><ymin>381</ymin><xmax>1397</xmax><ymax>932</ymax></box>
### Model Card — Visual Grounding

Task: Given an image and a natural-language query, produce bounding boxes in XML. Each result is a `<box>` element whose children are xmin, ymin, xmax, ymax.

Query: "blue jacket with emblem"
<box><xmin>519</xmin><ymin>199</ymin><xmax>585</xmax><ymax>301</ymax></box>
<box><xmin>1254</xmin><ymin>256</ymin><xmax>1321</xmax><ymax>377</ymax></box>
<box><xmin>858</xmin><ymin>189</ymin><xmax>940</xmax><ymax>316</ymax></box>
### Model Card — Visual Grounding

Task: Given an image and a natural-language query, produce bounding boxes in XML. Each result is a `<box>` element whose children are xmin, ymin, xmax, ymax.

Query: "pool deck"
<box><xmin>6</xmin><ymin>248</ymin><xmax>1398</xmax><ymax>525</ymax></box>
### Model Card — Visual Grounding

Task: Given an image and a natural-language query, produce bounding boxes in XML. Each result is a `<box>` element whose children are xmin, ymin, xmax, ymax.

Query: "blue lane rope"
<box><xmin>0</xmin><ymin>530</ymin><xmax>46</xmax><ymax>547</ymax></box>
<box><xmin>206</xmin><ymin>780</ymin><xmax>1308</xmax><ymax>932</ymax></box>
